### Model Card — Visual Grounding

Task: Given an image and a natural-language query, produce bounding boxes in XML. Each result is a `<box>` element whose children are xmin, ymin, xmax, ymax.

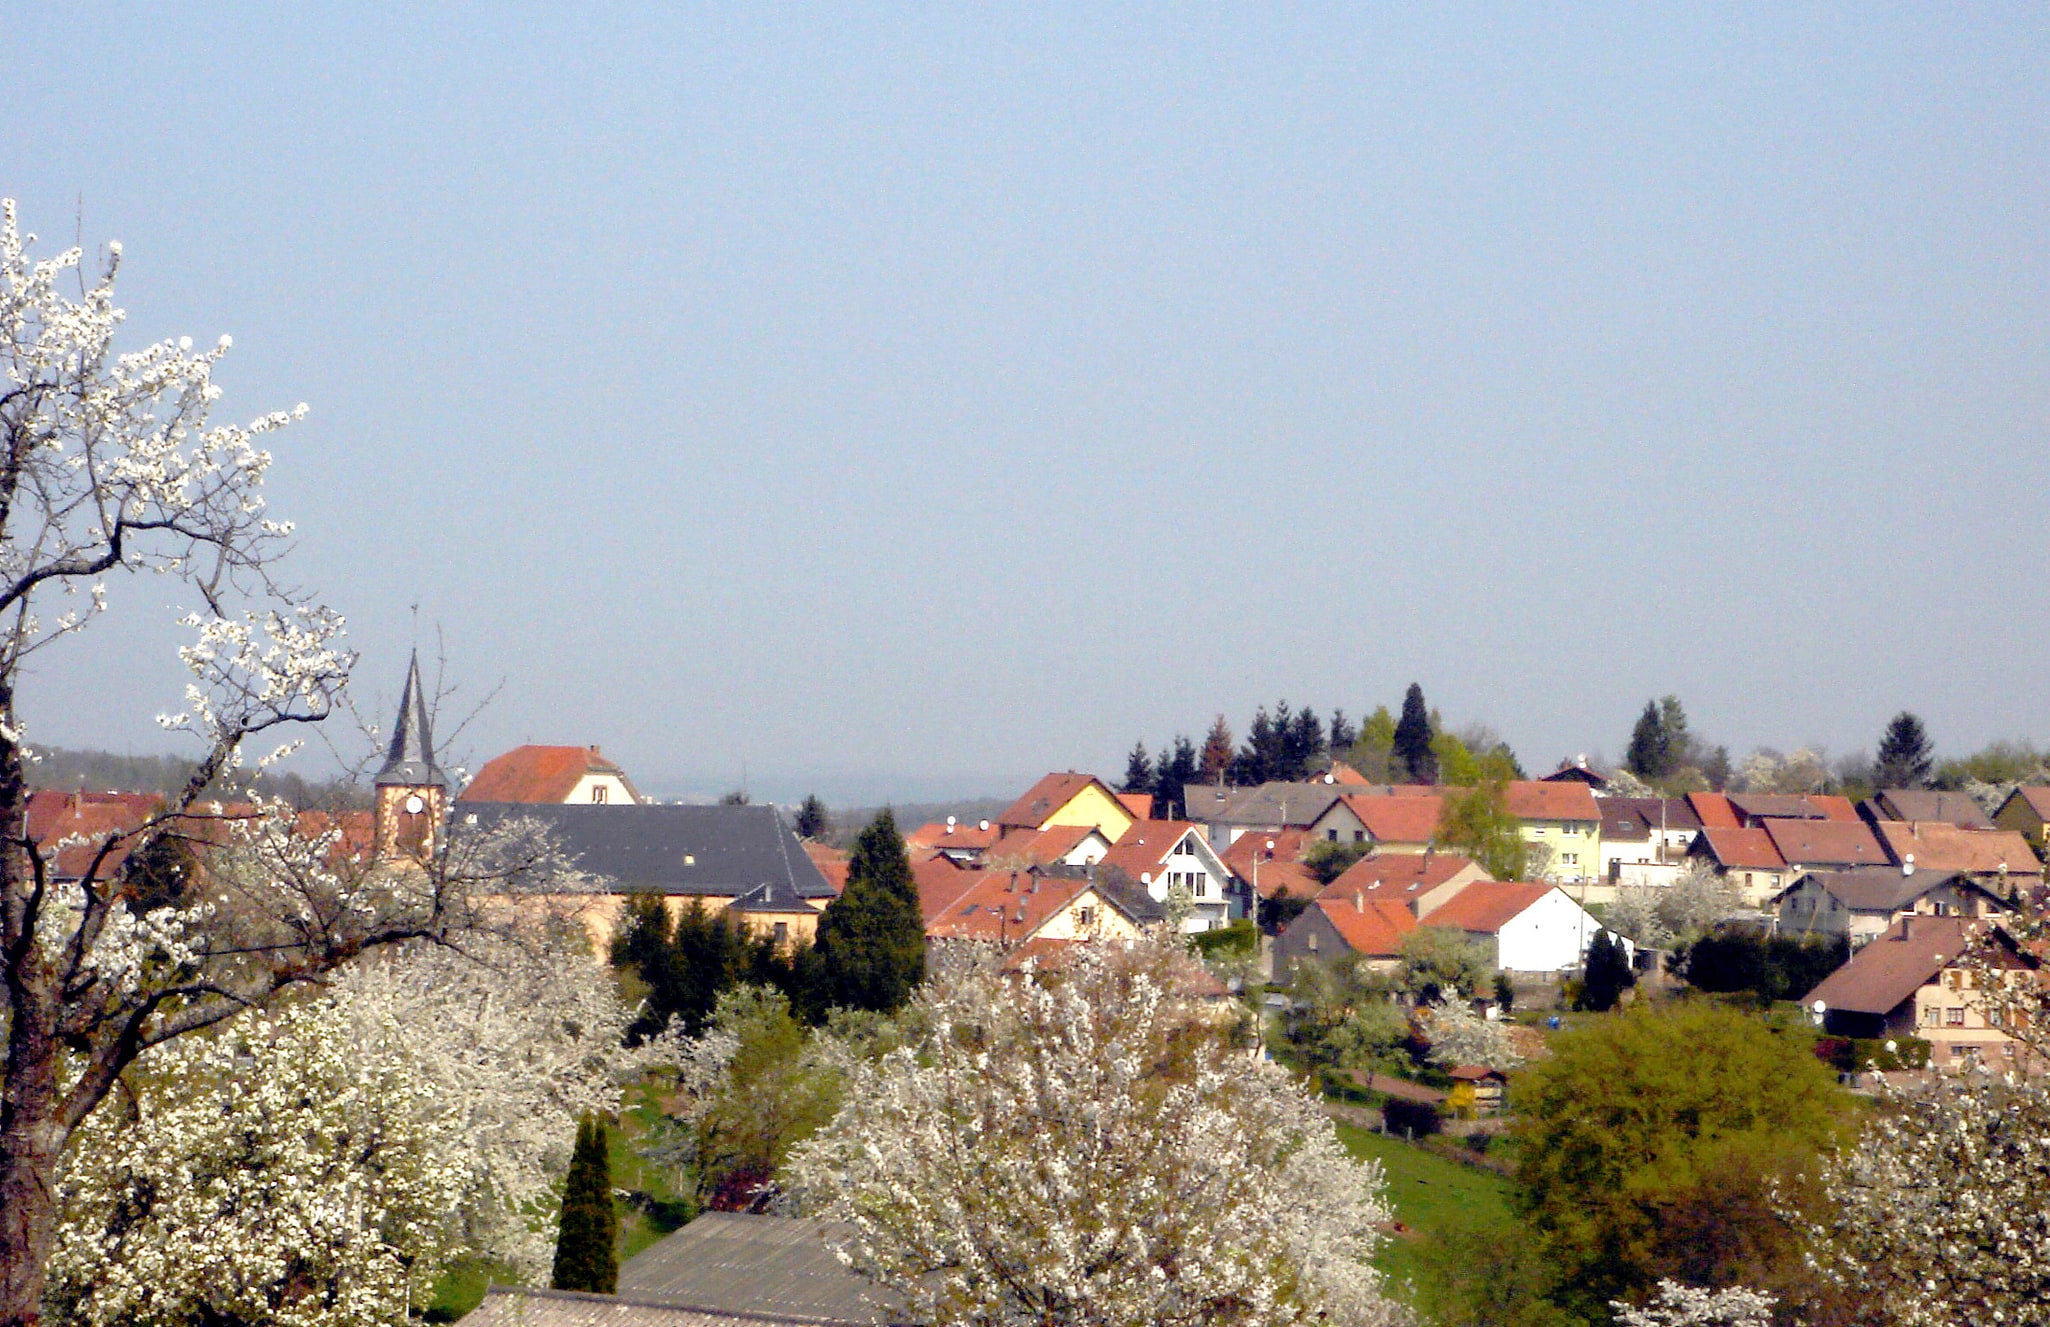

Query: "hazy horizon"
<box><xmin>9</xmin><ymin>5</ymin><xmax>2047</xmax><ymax>807</ymax></box>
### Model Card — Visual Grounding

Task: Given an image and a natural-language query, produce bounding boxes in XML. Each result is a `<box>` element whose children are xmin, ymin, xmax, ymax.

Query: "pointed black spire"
<box><xmin>376</xmin><ymin>652</ymin><xmax>445</xmax><ymax>788</ymax></box>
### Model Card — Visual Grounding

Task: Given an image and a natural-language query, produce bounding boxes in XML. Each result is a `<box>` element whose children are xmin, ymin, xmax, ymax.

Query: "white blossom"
<box><xmin>1612</xmin><ymin>1280</ymin><xmax>1775</xmax><ymax>1327</ymax></box>
<box><xmin>1422</xmin><ymin>997</ymin><xmax>1523</xmax><ymax>1073</ymax></box>
<box><xmin>788</xmin><ymin>940</ymin><xmax>1401</xmax><ymax>1327</ymax></box>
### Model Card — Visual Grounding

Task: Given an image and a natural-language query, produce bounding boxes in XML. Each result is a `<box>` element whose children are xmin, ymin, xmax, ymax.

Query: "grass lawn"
<box><xmin>1334</xmin><ymin>1123</ymin><xmax>1515</xmax><ymax>1292</ymax></box>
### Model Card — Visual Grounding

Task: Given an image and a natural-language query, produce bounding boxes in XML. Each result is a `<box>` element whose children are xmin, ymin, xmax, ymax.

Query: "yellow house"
<box><xmin>996</xmin><ymin>772</ymin><xmax>1138</xmax><ymax>842</ymax></box>
<box><xmin>1993</xmin><ymin>787</ymin><xmax>2050</xmax><ymax>855</ymax></box>
<box><xmin>1503</xmin><ymin>781</ymin><xmax>1604</xmax><ymax>893</ymax></box>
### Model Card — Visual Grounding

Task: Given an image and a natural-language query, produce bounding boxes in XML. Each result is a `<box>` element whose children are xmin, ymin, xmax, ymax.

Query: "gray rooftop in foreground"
<box><xmin>617</xmin><ymin>1213</ymin><xmax>893</xmax><ymax>1324</ymax></box>
<box><xmin>455</xmin><ymin>803</ymin><xmax>834</xmax><ymax>900</ymax></box>
<box><xmin>461</xmin><ymin>1286</ymin><xmax>832</xmax><ymax>1327</ymax></box>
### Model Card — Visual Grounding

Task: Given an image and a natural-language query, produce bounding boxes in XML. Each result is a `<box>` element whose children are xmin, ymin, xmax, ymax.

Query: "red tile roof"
<box><xmin>914</xmin><ymin>854</ymin><xmax>978</xmax><ymax>923</ymax></box>
<box><xmin>1688</xmin><ymin>792</ymin><xmax>1743</xmax><ymax>830</ymax></box>
<box><xmin>1869</xmin><ymin>821</ymin><xmax>2044</xmax><ymax>877</ymax></box>
<box><xmin>1344</xmin><ymin>795</ymin><xmax>1444</xmax><ymax>846</ymax></box>
<box><xmin>1115</xmin><ymin>792</ymin><xmax>1154</xmax><ymax>819</ymax></box>
<box><xmin>1323</xmin><ymin>851</ymin><xmax>1485</xmax><ymax>903</ymax></box>
<box><xmin>1308</xmin><ymin>893</ymin><xmax>1419</xmax><ymax>957</ymax></box>
<box><xmin>1326</xmin><ymin>763</ymin><xmax>1371</xmax><ymax>786</ymax></box>
<box><xmin>458</xmin><ymin>745</ymin><xmax>631</xmax><ymax>804</ymax></box>
<box><xmin>1501</xmin><ymin>781</ymin><xmax>1600</xmax><ymax>823</ymax></box>
<box><xmin>1220</xmin><ymin>827</ymin><xmax>1310</xmax><ymax>875</ymax></box>
<box><xmin>1762</xmin><ymin>818</ymin><xmax>1888</xmax><ymax>868</ymax></box>
<box><xmin>925</xmin><ymin>869</ymin><xmax>1098</xmax><ymax>941</ymax></box>
<box><xmin>1420</xmin><ymin>881</ymin><xmax>1555</xmax><ymax>933</ymax></box>
<box><xmin>1694</xmin><ymin>826</ymin><xmax>1787</xmax><ymax>870</ymax></box>
<box><xmin>1099</xmin><ymin>820</ymin><xmax>1206</xmax><ymax>882</ymax></box>
<box><xmin>986</xmin><ymin>823</ymin><xmax>1100</xmax><ymax>867</ymax></box>
<box><xmin>904</xmin><ymin>819</ymin><xmax>1003</xmax><ymax>852</ymax></box>
<box><xmin>25</xmin><ymin>790</ymin><xmax>168</xmax><ymax>880</ymax></box>
<box><xmin>1249</xmin><ymin>858</ymin><xmax>1322</xmax><ymax>901</ymax></box>
<box><xmin>1810</xmin><ymin>795</ymin><xmax>1859</xmax><ymax>823</ymax></box>
<box><xmin>996</xmin><ymin>772</ymin><xmax>1116</xmax><ymax>829</ymax></box>
<box><xmin>803</xmin><ymin>842</ymin><xmax>850</xmax><ymax>894</ymax></box>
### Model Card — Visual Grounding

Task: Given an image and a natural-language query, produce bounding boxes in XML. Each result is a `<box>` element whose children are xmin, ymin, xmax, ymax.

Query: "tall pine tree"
<box><xmin>1392</xmin><ymin>683</ymin><xmax>1437</xmax><ymax>784</ymax></box>
<box><xmin>1154</xmin><ymin>735</ymin><xmax>1199</xmax><ymax>819</ymax></box>
<box><xmin>552</xmin><ymin>1115</ymin><xmax>619</xmax><ymax>1293</ymax></box>
<box><xmin>812</xmin><ymin>810</ymin><xmax>925</xmax><ymax>1013</ymax></box>
<box><xmin>1626</xmin><ymin>699</ymin><xmax>1671</xmax><ymax>779</ymax></box>
<box><xmin>1121</xmin><ymin>740</ymin><xmax>1155</xmax><ymax>795</ymax></box>
<box><xmin>793</xmin><ymin>794</ymin><xmax>831</xmax><ymax>841</ymax></box>
<box><xmin>1328</xmin><ymin>709</ymin><xmax>1357</xmax><ymax>755</ymax></box>
<box><xmin>1198</xmin><ymin>715</ymin><xmax>1234</xmax><ymax>785</ymax></box>
<box><xmin>1875</xmin><ymin>712</ymin><xmax>1934</xmax><ymax>789</ymax></box>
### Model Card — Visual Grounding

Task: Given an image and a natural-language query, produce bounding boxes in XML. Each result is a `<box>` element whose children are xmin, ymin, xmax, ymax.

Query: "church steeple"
<box><xmin>376</xmin><ymin>651</ymin><xmax>445</xmax><ymax>789</ymax></box>
<box><xmin>373</xmin><ymin>652</ymin><xmax>448</xmax><ymax>860</ymax></box>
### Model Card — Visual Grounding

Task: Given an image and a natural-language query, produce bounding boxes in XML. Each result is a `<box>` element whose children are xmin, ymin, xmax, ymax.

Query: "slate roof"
<box><xmin>460</xmin><ymin>1287</ymin><xmax>834</xmax><ymax>1327</ymax></box>
<box><xmin>615</xmin><ymin>1213</ymin><xmax>892</xmax><ymax>1325</ymax></box>
<box><xmin>377</xmin><ymin>652</ymin><xmax>447</xmax><ymax>789</ymax></box>
<box><xmin>1867</xmin><ymin>790</ymin><xmax>1994</xmax><ymax>830</ymax></box>
<box><xmin>1186</xmin><ymin>782</ymin><xmax>1350</xmax><ymax>829</ymax></box>
<box><xmin>728</xmin><ymin>880</ymin><xmax>826</xmax><ymax>915</ymax></box>
<box><xmin>996</xmin><ymin>772</ymin><xmax>1113</xmax><ymax>829</ymax></box>
<box><xmin>1421</xmin><ymin>881</ymin><xmax>1556</xmax><ymax>933</ymax></box>
<box><xmin>1762</xmin><ymin>818</ymin><xmax>1888</xmax><ymax>868</ymax></box>
<box><xmin>1781</xmin><ymin>865</ymin><xmax>1970</xmax><ymax>914</ymax></box>
<box><xmin>459</xmin><ymin>745</ymin><xmax>633</xmax><ymax>804</ymax></box>
<box><xmin>454</xmin><ymin>804</ymin><xmax>834</xmax><ymax>900</ymax></box>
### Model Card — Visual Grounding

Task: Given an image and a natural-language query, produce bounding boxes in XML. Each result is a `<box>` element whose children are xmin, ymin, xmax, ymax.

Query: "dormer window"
<box><xmin>592</xmin><ymin>785</ymin><xmax>608</xmax><ymax>804</ymax></box>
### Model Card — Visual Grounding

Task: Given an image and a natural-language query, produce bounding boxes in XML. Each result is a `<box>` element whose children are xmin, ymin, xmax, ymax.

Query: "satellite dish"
<box><xmin>404</xmin><ymin>794</ymin><xmax>425</xmax><ymax>814</ymax></box>
<box><xmin>1811</xmin><ymin>999</ymin><xmax>1826</xmax><ymax>1014</ymax></box>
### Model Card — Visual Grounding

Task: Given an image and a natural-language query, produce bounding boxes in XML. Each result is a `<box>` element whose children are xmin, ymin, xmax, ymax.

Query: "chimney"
<box><xmin>1354</xmin><ymin>891</ymin><xmax>1364</xmax><ymax>913</ymax></box>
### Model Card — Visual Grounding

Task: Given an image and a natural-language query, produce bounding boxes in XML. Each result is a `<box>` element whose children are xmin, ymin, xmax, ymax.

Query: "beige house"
<box><xmin>1774</xmin><ymin>866</ymin><xmax>2009</xmax><ymax>949</ymax></box>
<box><xmin>1805</xmin><ymin>915</ymin><xmax>2037</xmax><ymax>1070</ymax></box>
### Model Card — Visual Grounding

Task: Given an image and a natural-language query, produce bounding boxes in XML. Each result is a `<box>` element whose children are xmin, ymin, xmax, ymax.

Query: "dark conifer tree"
<box><xmin>1281</xmin><ymin>707</ymin><xmax>1326</xmax><ymax>781</ymax></box>
<box><xmin>1121</xmin><ymin>740</ymin><xmax>1155</xmax><ymax>795</ymax></box>
<box><xmin>1154</xmin><ymin>735</ymin><xmax>1199</xmax><ymax>819</ymax></box>
<box><xmin>1875</xmin><ymin>711</ymin><xmax>1935</xmax><ymax>789</ymax></box>
<box><xmin>1575</xmin><ymin>931</ymin><xmax>1634</xmax><ymax>1013</ymax></box>
<box><xmin>1231</xmin><ymin>707</ymin><xmax>1276</xmax><ymax>785</ymax></box>
<box><xmin>1392</xmin><ymin>684</ymin><xmax>1437</xmax><ymax>784</ymax></box>
<box><xmin>1626</xmin><ymin>700</ymin><xmax>1671</xmax><ymax>780</ymax></box>
<box><xmin>811</xmin><ymin>810</ymin><xmax>924</xmax><ymax>1014</ymax></box>
<box><xmin>793</xmin><ymin>794</ymin><xmax>831</xmax><ymax>841</ymax></box>
<box><xmin>1328</xmin><ymin>709</ymin><xmax>1357</xmax><ymax>755</ymax></box>
<box><xmin>1198</xmin><ymin>715</ymin><xmax>1234</xmax><ymax>784</ymax></box>
<box><xmin>552</xmin><ymin>1115</ymin><xmax>619</xmax><ymax>1293</ymax></box>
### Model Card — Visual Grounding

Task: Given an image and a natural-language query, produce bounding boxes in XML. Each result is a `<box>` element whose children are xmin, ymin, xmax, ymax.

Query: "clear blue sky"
<box><xmin>8</xmin><ymin>4</ymin><xmax>2047</xmax><ymax>803</ymax></box>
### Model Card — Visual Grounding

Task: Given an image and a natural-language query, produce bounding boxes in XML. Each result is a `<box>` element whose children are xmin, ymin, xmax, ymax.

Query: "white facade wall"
<box><xmin>1493</xmin><ymin>889</ymin><xmax>1617</xmax><ymax>973</ymax></box>
<box><xmin>567</xmin><ymin>772</ymin><xmax>639</xmax><ymax>805</ymax></box>
<box><xmin>1139</xmin><ymin>831</ymin><xmax>1237</xmax><ymax>932</ymax></box>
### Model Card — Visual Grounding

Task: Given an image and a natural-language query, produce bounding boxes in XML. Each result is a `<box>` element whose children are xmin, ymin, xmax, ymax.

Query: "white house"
<box><xmin>1420</xmin><ymin>880</ymin><xmax>1623</xmax><ymax>974</ymax></box>
<box><xmin>1098</xmin><ymin>820</ymin><xmax>1240</xmax><ymax>932</ymax></box>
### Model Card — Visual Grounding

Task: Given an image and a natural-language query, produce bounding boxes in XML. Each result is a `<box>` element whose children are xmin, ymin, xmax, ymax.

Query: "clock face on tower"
<box><xmin>404</xmin><ymin>795</ymin><xmax>425</xmax><ymax>815</ymax></box>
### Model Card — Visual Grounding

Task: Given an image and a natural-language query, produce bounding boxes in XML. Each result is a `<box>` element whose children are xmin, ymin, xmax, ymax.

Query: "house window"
<box><xmin>1307</xmin><ymin>931</ymin><xmax>1320</xmax><ymax>953</ymax></box>
<box><xmin>1946</xmin><ymin>1008</ymin><xmax>1966</xmax><ymax>1027</ymax></box>
<box><xmin>1327</xmin><ymin>829</ymin><xmax>1338</xmax><ymax>842</ymax></box>
<box><xmin>772</xmin><ymin>921</ymin><xmax>789</xmax><ymax>946</ymax></box>
<box><xmin>592</xmin><ymin>785</ymin><xmax>608</xmax><ymax>804</ymax></box>
<box><xmin>1923</xmin><ymin>1004</ymin><xmax>1942</xmax><ymax>1027</ymax></box>
<box><xmin>1353</xmin><ymin>830</ymin><xmax>1365</xmax><ymax>843</ymax></box>
<box><xmin>1078</xmin><ymin>906</ymin><xmax>1095</xmax><ymax>927</ymax></box>
<box><xmin>1563</xmin><ymin>853</ymin><xmax>1578</xmax><ymax>867</ymax></box>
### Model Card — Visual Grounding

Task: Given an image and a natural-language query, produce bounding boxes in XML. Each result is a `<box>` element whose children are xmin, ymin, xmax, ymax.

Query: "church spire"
<box><xmin>376</xmin><ymin>651</ymin><xmax>444</xmax><ymax>789</ymax></box>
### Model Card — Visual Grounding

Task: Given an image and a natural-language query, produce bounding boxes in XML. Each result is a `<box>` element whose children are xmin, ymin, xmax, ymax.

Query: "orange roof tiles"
<box><xmin>925</xmin><ymin>869</ymin><xmax>1097</xmax><ymax>941</ymax></box>
<box><xmin>1099</xmin><ymin>820</ymin><xmax>1204</xmax><ymax>882</ymax></box>
<box><xmin>1344</xmin><ymin>795</ymin><xmax>1444</xmax><ymax>845</ymax></box>
<box><xmin>996</xmin><ymin>772</ymin><xmax>1112</xmax><ymax>829</ymax></box>
<box><xmin>1688</xmin><ymin>792</ymin><xmax>1743</xmax><ymax>830</ymax></box>
<box><xmin>986</xmin><ymin>823</ymin><xmax>1100</xmax><ymax>867</ymax></box>
<box><xmin>1220</xmin><ymin>827</ymin><xmax>1309</xmax><ymax>874</ymax></box>
<box><xmin>1762</xmin><ymin>818</ymin><xmax>1888</xmax><ymax>868</ymax></box>
<box><xmin>1420</xmin><ymin>881</ymin><xmax>1555</xmax><ymax>933</ymax></box>
<box><xmin>803</xmin><ymin>842</ymin><xmax>850</xmax><ymax>894</ymax></box>
<box><xmin>1870</xmin><ymin>821</ymin><xmax>2044</xmax><ymax>877</ymax></box>
<box><xmin>914</xmin><ymin>854</ymin><xmax>978</xmax><ymax>923</ymax></box>
<box><xmin>905</xmin><ymin>819</ymin><xmax>1003</xmax><ymax>851</ymax></box>
<box><xmin>1694</xmin><ymin>826</ymin><xmax>1787</xmax><ymax>870</ymax></box>
<box><xmin>1324</xmin><ymin>851</ymin><xmax>1485</xmax><ymax>902</ymax></box>
<box><xmin>1308</xmin><ymin>894</ymin><xmax>1418</xmax><ymax>957</ymax></box>
<box><xmin>1115</xmin><ymin>792</ymin><xmax>1154</xmax><ymax>819</ymax></box>
<box><xmin>1501</xmin><ymin>781</ymin><xmax>1600</xmax><ymax>823</ymax></box>
<box><xmin>1327</xmin><ymin>763</ymin><xmax>1372</xmax><ymax>786</ymax></box>
<box><xmin>458</xmin><ymin>745</ymin><xmax>630</xmax><ymax>804</ymax></box>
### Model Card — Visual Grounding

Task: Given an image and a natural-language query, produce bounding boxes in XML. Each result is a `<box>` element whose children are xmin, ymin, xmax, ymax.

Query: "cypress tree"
<box><xmin>1392</xmin><ymin>683</ymin><xmax>1437</xmax><ymax>784</ymax></box>
<box><xmin>1576</xmin><ymin>931</ymin><xmax>1634</xmax><ymax>1013</ymax></box>
<box><xmin>552</xmin><ymin>1115</ymin><xmax>619</xmax><ymax>1293</ymax></box>
<box><xmin>812</xmin><ymin>810</ymin><xmax>925</xmax><ymax>1013</ymax></box>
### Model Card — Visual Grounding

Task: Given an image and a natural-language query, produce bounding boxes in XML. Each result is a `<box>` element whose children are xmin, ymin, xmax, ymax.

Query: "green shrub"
<box><xmin>1384</xmin><ymin>1097</ymin><xmax>1442</xmax><ymax>1137</ymax></box>
<box><xmin>1191</xmin><ymin>918</ymin><xmax>1258</xmax><ymax>959</ymax></box>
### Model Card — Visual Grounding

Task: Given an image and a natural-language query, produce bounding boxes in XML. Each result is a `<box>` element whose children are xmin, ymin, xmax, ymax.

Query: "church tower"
<box><xmin>374</xmin><ymin>652</ymin><xmax>448</xmax><ymax>860</ymax></box>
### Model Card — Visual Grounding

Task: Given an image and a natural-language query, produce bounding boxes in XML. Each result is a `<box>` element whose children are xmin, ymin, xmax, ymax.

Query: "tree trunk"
<box><xmin>0</xmin><ymin>995</ymin><xmax>61</xmax><ymax>1327</ymax></box>
<box><xmin>0</xmin><ymin>687</ymin><xmax>57</xmax><ymax>1327</ymax></box>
